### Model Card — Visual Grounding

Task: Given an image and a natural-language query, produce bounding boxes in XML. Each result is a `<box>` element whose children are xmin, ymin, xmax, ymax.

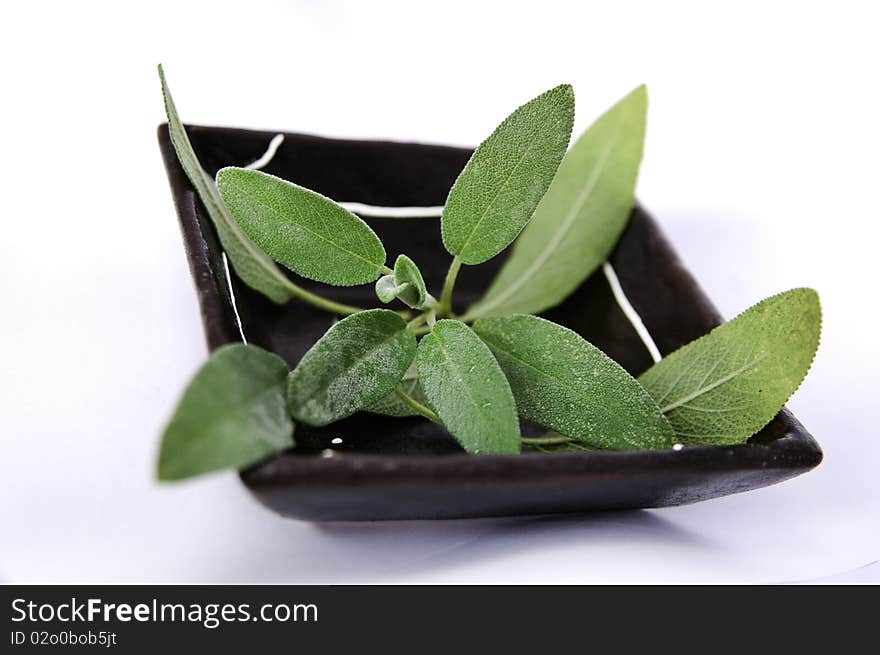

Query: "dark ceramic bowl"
<box><xmin>158</xmin><ymin>124</ymin><xmax>822</xmax><ymax>521</ymax></box>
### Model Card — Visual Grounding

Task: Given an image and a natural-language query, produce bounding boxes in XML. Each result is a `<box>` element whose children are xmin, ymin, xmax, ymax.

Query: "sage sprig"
<box><xmin>158</xmin><ymin>68</ymin><xmax>821</xmax><ymax>482</ymax></box>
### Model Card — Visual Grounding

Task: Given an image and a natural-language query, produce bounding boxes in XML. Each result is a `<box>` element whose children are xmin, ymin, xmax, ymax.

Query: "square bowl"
<box><xmin>158</xmin><ymin>124</ymin><xmax>822</xmax><ymax>521</ymax></box>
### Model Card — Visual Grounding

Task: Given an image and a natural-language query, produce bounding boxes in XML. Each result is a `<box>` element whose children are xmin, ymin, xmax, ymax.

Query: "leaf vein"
<box><xmin>659</xmin><ymin>352</ymin><xmax>769</xmax><ymax>414</ymax></box>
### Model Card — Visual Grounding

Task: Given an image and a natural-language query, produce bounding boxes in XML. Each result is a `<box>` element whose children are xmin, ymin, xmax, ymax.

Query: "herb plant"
<box><xmin>157</xmin><ymin>65</ymin><xmax>821</xmax><ymax>481</ymax></box>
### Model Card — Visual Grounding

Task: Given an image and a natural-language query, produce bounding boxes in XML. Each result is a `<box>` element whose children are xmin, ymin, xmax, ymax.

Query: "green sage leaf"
<box><xmin>441</xmin><ymin>84</ymin><xmax>574</xmax><ymax>265</ymax></box>
<box><xmin>216</xmin><ymin>167</ymin><xmax>387</xmax><ymax>286</ymax></box>
<box><xmin>466</xmin><ymin>85</ymin><xmax>647</xmax><ymax>319</ymax></box>
<box><xmin>157</xmin><ymin>344</ymin><xmax>294</xmax><ymax>481</ymax></box>
<box><xmin>374</xmin><ymin>255</ymin><xmax>431</xmax><ymax>308</ymax></box>
<box><xmin>416</xmin><ymin>320</ymin><xmax>520</xmax><ymax>454</ymax></box>
<box><xmin>375</xmin><ymin>275</ymin><xmax>406</xmax><ymax>303</ymax></box>
<box><xmin>393</xmin><ymin>255</ymin><xmax>429</xmax><ymax>307</ymax></box>
<box><xmin>159</xmin><ymin>66</ymin><xmax>293</xmax><ymax>304</ymax></box>
<box><xmin>473</xmin><ymin>314</ymin><xmax>674</xmax><ymax>450</ymax></box>
<box><xmin>638</xmin><ymin>288</ymin><xmax>821</xmax><ymax>445</ymax></box>
<box><xmin>287</xmin><ymin>309</ymin><xmax>417</xmax><ymax>426</ymax></box>
<box><xmin>367</xmin><ymin>362</ymin><xmax>428</xmax><ymax>417</ymax></box>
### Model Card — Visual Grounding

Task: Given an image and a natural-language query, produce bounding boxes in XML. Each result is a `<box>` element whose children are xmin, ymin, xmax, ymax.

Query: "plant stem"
<box><xmin>521</xmin><ymin>434</ymin><xmax>574</xmax><ymax>446</ymax></box>
<box><xmin>411</xmin><ymin>324</ymin><xmax>432</xmax><ymax>337</ymax></box>
<box><xmin>407</xmin><ymin>314</ymin><xmax>428</xmax><ymax>331</ymax></box>
<box><xmin>394</xmin><ymin>387</ymin><xmax>440</xmax><ymax>424</ymax></box>
<box><xmin>437</xmin><ymin>255</ymin><xmax>462</xmax><ymax>318</ymax></box>
<box><xmin>280</xmin><ymin>279</ymin><xmax>365</xmax><ymax>316</ymax></box>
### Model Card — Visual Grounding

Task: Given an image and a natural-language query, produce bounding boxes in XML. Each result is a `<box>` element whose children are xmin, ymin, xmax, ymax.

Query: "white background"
<box><xmin>1</xmin><ymin>1</ymin><xmax>878</xmax><ymax>583</ymax></box>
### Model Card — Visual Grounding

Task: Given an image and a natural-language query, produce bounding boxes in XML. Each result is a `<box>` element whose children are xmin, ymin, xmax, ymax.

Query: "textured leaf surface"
<box><xmin>367</xmin><ymin>362</ymin><xmax>428</xmax><ymax>417</ymax></box>
<box><xmin>375</xmin><ymin>275</ymin><xmax>405</xmax><ymax>303</ymax></box>
<box><xmin>158</xmin><ymin>345</ymin><xmax>294</xmax><ymax>481</ymax></box>
<box><xmin>287</xmin><ymin>310</ymin><xmax>416</xmax><ymax>426</ymax></box>
<box><xmin>393</xmin><ymin>255</ymin><xmax>429</xmax><ymax>308</ymax></box>
<box><xmin>466</xmin><ymin>86</ymin><xmax>647</xmax><ymax>318</ymax></box>
<box><xmin>375</xmin><ymin>255</ymin><xmax>430</xmax><ymax>308</ymax></box>
<box><xmin>416</xmin><ymin>320</ymin><xmax>520</xmax><ymax>454</ymax></box>
<box><xmin>159</xmin><ymin>66</ymin><xmax>293</xmax><ymax>303</ymax></box>
<box><xmin>638</xmin><ymin>288</ymin><xmax>821</xmax><ymax>445</ymax></box>
<box><xmin>441</xmin><ymin>85</ymin><xmax>574</xmax><ymax>265</ymax></box>
<box><xmin>216</xmin><ymin>167</ymin><xmax>387</xmax><ymax>286</ymax></box>
<box><xmin>474</xmin><ymin>315</ymin><xmax>673</xmax><ymax>449</ymax></box>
